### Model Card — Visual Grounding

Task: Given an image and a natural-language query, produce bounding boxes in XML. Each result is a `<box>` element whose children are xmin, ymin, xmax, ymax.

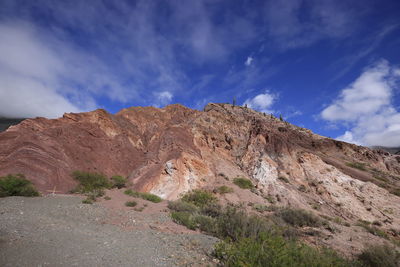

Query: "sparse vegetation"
<box><xmin>71</xmin><ymin>171</ymin><xmax>111</xmax><ymax>194</ymax></box>
<box><xmin>111</xmin><ymin>175</ymin><xmax>127</xmax><ymax>189</ymax></box>
<box><xmin>0</xmin><ymin>174</ymin><xmax>40</xmax><ymax>197</ymax></box>
<box><xmin>213</xmin><ymin>234</ymin><xmax>354</xmax><ymax>267</ymax></box>
<box><xmin>104</xmin><ymin>196</ymin><xmax>111</xmax><ymax>200</ymax></box>
<box><xmin>171</xmin><ymin>211</ymin><xmax>197</xmax><ymax>230</ymax></box>
<box><xmin>140</xmin><ymin>192</ymin><xmax>162</xmax><ymax>203</ymax></box>
<box><xmin>168</xmin><ymin>191</ymin><xmax>356</xmax><ymax>266</ymax></box>
<box><xmin>263</xmin><ymin>194</ymin><xmax>276</xmax><ymax>204</ymax></box>
<box><xmin>275</xmin><ymin>208</ymin><xmax>322</xmax><ymax>227</ymax></box>
<box><xmin>125</xmin><ymin>201</ymin><xmax>137</xmax><ymax>207</ymax></box>
<box><xmin>168</xmin><ymin>200</ymin><xmax>199</xmax><ymax>213</ymax></box>
<box><xmin>358</xmin><ymin>244</ymin><xmax>400</xmax><ymax>267</ymax></box>
<box><xmin>181</xmin><ymin>189</ymin><xmax>217</xmax><ymax>208</ymax></box>
<box><xmin>233</xmin><ymin>177</ymin><xmax>254</xmax><ymax>189</ymax></box>
<box><xmin>346</xmin><ymin>162</ymin><xmax>367</xmax><ymax>171</ymax></box>
<box><xmin>124</xmin><ymin>189</ymin><xmax>162</xmax><ymax>203</ymax></box>
<box><xmin>82</xmin><ymin>198</ymin><xmax>93</xmax><ymax>204</ymax></box>
<box><xmin>216</xmin><ymin>185</ymin><xmax>234</xmax><ymax>194</ymax></box>
<box><xmin>356</xmin><ymin>220</ymin><xmax>388</xmax><ymax>239</ymax></box>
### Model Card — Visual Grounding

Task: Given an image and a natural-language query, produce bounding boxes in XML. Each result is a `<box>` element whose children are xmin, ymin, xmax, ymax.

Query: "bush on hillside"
<box><xmin>168</xmin><ymin>200</ymin><xmax>199</xmax><ymax>213</ymax></box>
<box><xmin>125</xmin><ymin>201</ymin><xmax>137</xmax><ymax>207</ymax></box>
<box><xmin>233</xmin><ymin>177</ymin><xmax>254</xmax><ymax>189</ymax></box>
<box><xmin>276</xmin><ymin>208</ymin><xmax>322</xmax><ymax>227</ymax></box>
<box><xmin>124</xmin><ymin>189</ymin><xmax>163</xmax><ymax>203</ymax></box>
<box><xmin>0</xmin><ymin>174</ymin><xmax>39</xmax><ymax>197</ymax></box>
<box><xmin>71</xmin><ymin>171</ymin><xmax>111</xmax><ymax>193</ymax></box>
<box><xmin>358</xmin><ymin>244</ymin><xmax>400</xmax><ymax>267</ymax></box>
<box><xmin>181</xmin><ymin>189</ymin><xmax>217</xmax><ymax>208</ymax></box>
<box><xmin>168</xmin><ymin>189</ymin><xmax>358</xmax><ymax>266</ymax></box>
<box><xmin>216</xmin><ymin>185</ymin><xmax>234</xmax><ymax>194</ymax></box>
<box><xmin>214</xmin><ymin>234</ymin><xmax>354</xmax><ymax>267</ymax></box>
<box><xmin>111</xmin><ymin>175</ymin><xmax>127</xmax><ymax>189</ymax></box>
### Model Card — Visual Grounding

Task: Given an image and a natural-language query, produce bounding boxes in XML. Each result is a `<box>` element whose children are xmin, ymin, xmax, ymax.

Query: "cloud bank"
<box><xmin>321</xmin><ymin>60</ymin><xmax>400</xmax><ymax>147</ymax></box>
<box><xmin>0</xmin><ymin>23</ymin><xmax>82</xmax><ymax>118</ymax></box>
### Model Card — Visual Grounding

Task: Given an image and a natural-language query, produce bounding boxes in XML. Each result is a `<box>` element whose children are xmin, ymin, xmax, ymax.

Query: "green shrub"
<box><xmin>168</xmin><ymin>200</ymin><xmax>199</xmax><ymax>213</ymax></box>
<box><xmin>169</xmin><ymin>192</ymin><xmax>357</xmax><ymax>266</ymax></box>
<box><xmin>0</xmin><ymin>174</ymin><xmax>39</xmax><ymax>197</ymax></box>
<box><xmin>171</xmin><ymin>211</ymin><xmax>197</xmax><ymax>230</ymax></box>
<box><xmin>216</xmin><ymin>185</ymin><xmax>234</xmax><ymax>194</ymax></box>
<box><xmin>71</xmin><ymin>171</ymin><xmax>111</xmax><ymax>193</ymax></box>
<box><xmin>201</xmin><ymin>202</ymin><xmax>223</xmax><ymax>217</ymax></box>
<box><xmin>346</xmin><ymin>162</ymin><xmax>367</xmax><ymax>171</ymax></box>
<box><xmin>253</xmin><ymin>204</ymin><xmax>271</xmax><ymax>213</ymax></box>
<box><xmin>124</xmin><ymin>189</ymin><xmax>162</xmax><ymax>203</ymax></box>
<box><xmin>358</xmin><ymin>245</ymin><xmax>400</xmax><ymax>267</ymax></box>
<box><xmin>104</xmin><ymin>196</ymin><xmax>111</xmax><ymax>200</ymax></box>
<box><xmin>276</xmin><ymin>208</ymin><xmax>322</xmax><ymax>227</ymax></box>
<box><xmin>233</xmin><ymin>177</ymin><xmax>254</xmax><ymax>189</ymax></box>
<box><xmin>82</xmin><ymin>198</ymin><xmax>93</xmax><ymax>204</ymax></box>
<box><xmin>194</xmin><ymin>215</ymin><xmax>217</xmax><ymax>233</ymax></box>
<box><xmin>214</xmin><ymin>233</ymin><xmax>355</xmax><ymax>267</ymax></box>
<box><xmin>140</xmin><ymin>192</ymin><xmax>162</xmax><ymax>203</ymax></box>
<box><xmin>125</xmin><ymin>201</ymin><xmax>137</xmax><ymax>207</ymax></box>
<box><xmin>111</xmin><ymin>175</ymin><xmax>127</xmax><ymax>189</ymax></box>
<box><xmin>215</xmin><ymin>206</ymin><xmax>276</xmax><ymax>241</ymax></box>
<box><xmin>181</xmin><ymin>189</ymin><xmax>217</xmax><ymax>208</ymax></box>
<box><xmin>124</xmin><ymin>189</ymin><xmax>141</xmax><ymax>197</ymax></box>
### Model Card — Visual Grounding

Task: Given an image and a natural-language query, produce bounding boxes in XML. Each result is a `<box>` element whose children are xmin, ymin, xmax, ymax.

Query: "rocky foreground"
<box><xmin>0</xmin><ymin>194</ymin><xmax>218</xmax><ymax>267</ymax></box>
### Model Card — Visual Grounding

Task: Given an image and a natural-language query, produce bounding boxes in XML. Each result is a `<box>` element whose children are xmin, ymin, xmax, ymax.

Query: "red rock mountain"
<box><xmin>2</xmin><ymin>103</ymin><xmax>400</xmax><ymax>255</ymax></box>
<box><xmin>0</xmin><ymin>104</ymin><xmax>399</xmax><ymax>208</ymax></box>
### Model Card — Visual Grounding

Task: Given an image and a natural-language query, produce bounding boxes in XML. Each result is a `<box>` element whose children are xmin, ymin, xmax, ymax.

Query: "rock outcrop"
<box><xmin>1</xmin><ymin>103</ymin><xmax>399</xmax><ymax>231</ymax></box>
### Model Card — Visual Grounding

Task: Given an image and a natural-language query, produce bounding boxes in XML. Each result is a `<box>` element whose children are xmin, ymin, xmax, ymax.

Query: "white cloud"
<box><xmin>153</xmin><ymin>91</ymin><xmax>173</xmax><ymax>107</ymax></box>
<box><xmin>245</xmin><ymin>56</ymin><xmax>254</xmax><ymax>66</ymax></box>
<box><xmin>243</xmin><ymin>91</ymin><xmax>276</xmax><ymax>113</ymax></box>
<box><xmin>0</xmin><ymin>23</ymin><xmax>82</xmax><ymax>118</ymax></box>
<box><xmin>321</xmin><ymin>60</ymin><xmax>400</xmax><ymax>147</ymax></box>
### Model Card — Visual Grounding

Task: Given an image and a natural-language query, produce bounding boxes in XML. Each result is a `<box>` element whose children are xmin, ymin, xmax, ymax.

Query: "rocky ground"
<box><xmin>0</xmin><ymin>195</ymin><xmax>218</xmax><ymax>267</ymax></box>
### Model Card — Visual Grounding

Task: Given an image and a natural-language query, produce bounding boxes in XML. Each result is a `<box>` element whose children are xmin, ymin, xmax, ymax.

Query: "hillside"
<box><xmin>1</xmin><ymin>103</ymin><xmax>400</xmax><ymax>259</ymax></box>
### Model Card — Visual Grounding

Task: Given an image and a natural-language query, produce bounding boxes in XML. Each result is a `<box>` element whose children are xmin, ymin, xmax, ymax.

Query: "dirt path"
<box><xmin>0</xmin><ymin>195</ymin><xmax>218</xmax><ymax>267</ymax></box>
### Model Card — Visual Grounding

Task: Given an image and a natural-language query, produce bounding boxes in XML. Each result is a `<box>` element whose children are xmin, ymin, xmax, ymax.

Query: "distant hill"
<box><xmin>372</xmin><ymin>146</ymin><xmax>400</xmax><ymax>154</ymax></box>
<box><xmin>0</xmin><ymin>118</ymin><xmax>25</xmax><ymax>132</ymax></box>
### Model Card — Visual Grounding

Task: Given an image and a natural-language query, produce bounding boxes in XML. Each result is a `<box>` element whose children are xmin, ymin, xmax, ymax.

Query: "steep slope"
<box><xmin>1</xmin><ymin>103</ymin><xmax>399</xmax><ymax>236</ymax></box>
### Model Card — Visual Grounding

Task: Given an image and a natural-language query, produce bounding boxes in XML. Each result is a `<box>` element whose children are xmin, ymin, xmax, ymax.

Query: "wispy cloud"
<box><xmin>321</xmin><ymin>60</ymin><xmax>400</xmax><ymax>146</ymax></box>
<box><xmin>153</xmin><ymin>91</ymin><xmax>173</xmax><ymax>107</ymax></box>
<box><xmin>263</xmin><ymin>0</ymin><xmax>362</xmax><ymax>50</ymax></box>
<box><xmin>245</xmin><ymin>56</ymin><xmax>254</xmax><ymax>66</ymax></box>
<box><xmin>330</xmin><ymin>24</ymin><xmax>399</xmax><ymax>82</ymax></box>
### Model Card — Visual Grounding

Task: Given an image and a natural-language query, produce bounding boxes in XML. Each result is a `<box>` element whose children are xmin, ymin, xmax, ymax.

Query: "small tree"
<box><xmin>279</xmin><ymin>114</ymin><xmax>283</xmax><ymax>121</ymax></box>
<box><xmin>232</xmin><ymin>96</ymin><xmax>236</xmax><ymax>107</ymax></box>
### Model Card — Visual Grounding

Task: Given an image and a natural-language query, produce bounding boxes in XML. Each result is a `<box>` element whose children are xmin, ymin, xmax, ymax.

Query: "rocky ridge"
<box><xmin>1</xmin><ymin>103</ymin><xmax>400</xmax><ymax>256</ymax></box>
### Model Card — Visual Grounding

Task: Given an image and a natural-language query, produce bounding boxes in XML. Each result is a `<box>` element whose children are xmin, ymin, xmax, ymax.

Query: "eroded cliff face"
<box><xmin>1</xmin><ymin>104</ymin><xmax>399</xmax><ymax>231</ymax></box>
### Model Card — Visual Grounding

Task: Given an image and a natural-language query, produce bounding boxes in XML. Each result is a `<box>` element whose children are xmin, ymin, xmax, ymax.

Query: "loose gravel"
<box><xmin>0</xmin><ymin>195</ymin><xmax>218</xmax><ymax>267</ymax></box>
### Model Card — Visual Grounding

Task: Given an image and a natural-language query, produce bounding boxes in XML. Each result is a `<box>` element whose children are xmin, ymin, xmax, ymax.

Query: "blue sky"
<box><xmin>0</xmin><ymin>0</ymin><xmax>400</xmax><ymax>146</ymax></box>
